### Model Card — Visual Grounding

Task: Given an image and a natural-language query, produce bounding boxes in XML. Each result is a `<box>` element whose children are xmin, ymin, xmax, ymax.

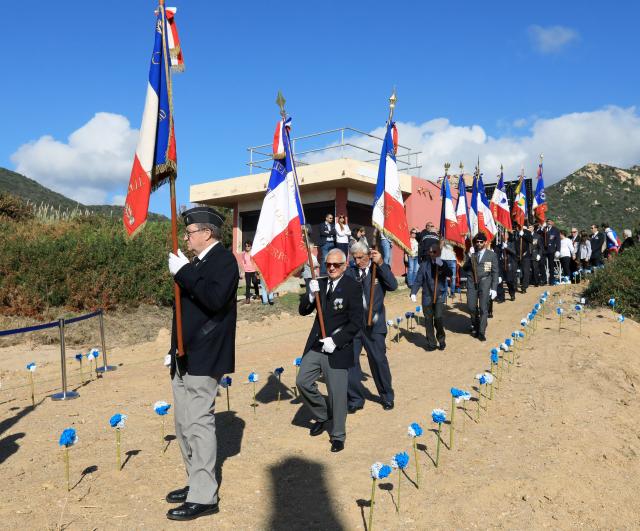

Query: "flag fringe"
<box><xmin>123</xmin><ymin>218</ymin><xmax>148</xmax><ymax>240</ymax></box>
<box><xmin>150</xmin><ymin>159</ymin><xmax>177</xmax><ymax>192</ymax></box>
<box><xmin>372</xmin><ymin>221</ymin><xmax>412</xmax><ymax>255</ymax></box>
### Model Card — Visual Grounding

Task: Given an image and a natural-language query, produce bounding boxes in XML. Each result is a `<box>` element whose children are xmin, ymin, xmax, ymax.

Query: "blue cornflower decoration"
<box><xmin>109</xmin><ymin>413</ymin><xmax>127</xmax><ymax>429</ymax></box>
<box><xmin>415</xmin><ymin>305</ymin><xmax>422</xmax><ymax>313</ymax></box>
<box><xmin>500</xmin><ymin>342</ymin><xmax>509</xmax><ymax>352</ymax></box>
<box><xmin>154</xmin><ymin>401</ymin><xmax>171</xmax><ymax>415</ymax></box>
<box><xmin>476</xmin><ymin>373</ymin><xmax>487</xmax><ymax>385</ymax></box>
<box><xmin>556</xmin><ymin>308</ymin><xmax>564</xmax><ymax>315</ymax></box>
<box><xmin>59</xmin><ymin>428</ymin><xmax>78</xmax><ymax>447</ymax></box>
<box><xmin>75</xmin><ymin>353</ymin><xmax>83</xmax><ymax>362</ymax></box>
<box><xmin>608</xmin><ymin>298</ymin><xmax>616</xmax><ymax>307</ymax></box>
<box><xmin>575</xmin><ymin>304</ymin><xmax>583</xmax><ymax>311</ymax></box>
<box><xmin>511</xmin><ymin>331</ymin><xmax>517</xmax><ymax>339</ymax></box>
<box><xmin>386</xmin><ymin>319</ymin><xmax>394</xmax><ymax>327</ymax></box>
<box><xmin>395</xmin><ymin>316</ymin><xmax>402</xmax><ymax>325</ymax></box>
<box><xmin>293</xmin><ymin>357</ymin><xmax>302</xmax><ymax>367</ymax></box>
<box><xmin>505</xmin><ymin>338</ymin><xmax>513</xmax><ymax>347</ymax></box>
<box><xmin>518</xmin><ymin>330</ymin><xmax>525</xmax><ymax>338</ymax></box>
<box><xmin>248</xmin><ymin>372</ymin><xmax>259</xmax><ymax>383</ymax></box>
<box><xmin>371</xmin><ymin>462</ymin><xmax>392</xmax><ymax>480</ymax></box>
<box><xmin>274</xmin><ymin>367</ymin><xmax>284</xmax><ymax>376</ymax></box>
<box><xmin>618</xmin><ymin>314</ymin><xmax>625</xmax><ymax>323</ymax></box>
<box><xmin>520</xmin><ymin>318</ymin><xmax>528</xmax><ymax>326</ymax></box>
<box><xmin>490</xmin><ymin>349</ymin><xmax>499</xmax><ymax>364</ymax></box>
<box><xmin>405</xmin><ymin>311</ymin><xmax>412</xmax><ymax>319</ymax></box>
<box><xmin>407</xmin><ymin>422</ymin><xmax>423</xmax><ymax>437</ymax></box>
<box><xmin>390</xmin><ymin>452</ymin><xmax>410</xmax><ymax>470</ymax></box>
<box><xmin>450</xmin><ymin>387</ymin><xmax>466</xmax><ymax>398</ymax></box>
<box><xmin>431</xmin><ymin>409</ymin><xmax>446</xmax><ymax>424</ymax></box>
<box><xmin>26</xmin><ymin>362</ymin><xmax>36</xmax><ymax>372</ymax></box>
<box><xmin>220</xmin><ymin>376</ymin><xmax>232</xmax><ymax>388</ymax></box>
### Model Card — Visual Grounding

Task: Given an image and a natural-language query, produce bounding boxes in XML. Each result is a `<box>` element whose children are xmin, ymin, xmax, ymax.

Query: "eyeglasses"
<box><xmin>326</xmin><ymin>262</ymin><xmax>345</xmax><ymax>269</ymax></box>
<box><xmin>571</xmin><ymin>230</ymin><xmax>578</xmax><ymax>233</ymax></box>
<box><xmin>184</xmin><ymin>228</ymin><xmax>207</xmax><ymax>239</ymax></box>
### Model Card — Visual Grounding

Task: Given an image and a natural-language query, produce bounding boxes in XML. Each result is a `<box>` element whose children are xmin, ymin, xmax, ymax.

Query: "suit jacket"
<box><xmin>513</xmin><ymin>230</ymin><xmax>533</xmax><ymax>260</ymax></box>
<box><xmin>170</xmin><ymin>243</ymin><xmax>240</xmax><ymax>378</ymax></box>
<box><xmin>497</xmin><ymin>241</ymin><xmax>517</xmax><ymax>280</ymax></box>
<box><xmin>590</xmin><ymin>232</ymin><xmax>605</xmax><ymax>258</ymax></box>
<box><xmin>411</xmin><ymin>259</ymin><xmax>451</xmax><ymax>305</ymax></box>
<box><xmin>462</xmin><ymin>249</ymin><xmax>499</xmax><ymax>291</ymax></box>
<box><xmin>299</xmin><ymin>275</ymin><xmax>363</xmax><ymax>369</ymax></box>
<box><xmin>345</xmin><ymin>262</ymin><xmax>397</xmax><ymax>334</ymax></box>
<box><xmin>542</xmin><ymin>226</ymin><xmax>561</xmax><ymax>255</ymax></box>
<box><xmin>319</xmin><ymin>222</ymin><xmax>336</xmax><ymax>245</ymax></box>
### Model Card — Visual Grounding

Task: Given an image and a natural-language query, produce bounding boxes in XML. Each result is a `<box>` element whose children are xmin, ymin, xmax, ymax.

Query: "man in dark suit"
<box><xmin>590</xmin><ymin>223</ymin><xmax>605</xmax><ymax>267</ymax></box>
<box><xmin>542</xmin><ymin>219</ymin><xmax>561</xmax><ymax>284</ymax></box>
<box><xmin>462</xmin><ymin>232</ymin><xmax>499</xmax><ymax>341</ymax></box>
<box><xmin>296</xmin><ymin>248</ymin><xmax>363</xmax><ymax>453</ymax></box>
<box><xmin>165</xmin><ymin>207</ymin><xmax>239</xmax><ymax>522</ymax></box>
<box><xmin>318</xmin><ymin>213</ymin><xmax>336</xmax><ymax>275</ymax></box>
<box><xmin>345</xmin><ymin>241</ymin><xmax>397</xmax><ymax>413</ymax></box>
<box><xmin>530</xmin><ymin>224</ymin><xmax>544</xmax><ymax>286</ymax></box>
<box><xmin>410</xmin><ymin>242</ymin><xmax>451</xmax><ymax>351</ymax></box>
<box><xmin>512</xmin><ymin>222</ymin><xmax>533</xmax><ymax>293</ymax></box>
<box><xmin>496</xmin><ymin>231</ymin><xmax>517</xmax><ymax>302</ymax></box>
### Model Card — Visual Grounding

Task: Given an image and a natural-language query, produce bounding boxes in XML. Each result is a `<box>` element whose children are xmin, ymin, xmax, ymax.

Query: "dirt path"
<box><xmin>1</xmin><ymin>285</ymin><xmax>639</xmax><ymax>530</ymax></box>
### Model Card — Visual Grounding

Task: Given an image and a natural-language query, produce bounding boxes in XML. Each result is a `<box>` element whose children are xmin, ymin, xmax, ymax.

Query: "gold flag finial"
<box><xmin>388</xmin><ymin>87</ymin><xmax>397</xmax><ymax>122</ymax></box>
<box><xmin>276</xmin><ymin>91</ymin><xmax>286</xmax><ymax>119</ymax></box>
<box><xmin>444</xmin><ymin>162</ymin><xmax>451</xmax><ymax>177</ymax></box>
<box><xmin>539</xmin><ymin>153</ymin><xmax>544</xmax><ymax>162</ymax></box>
<box><xmin>500</xmin><ymin>163</ymin><xmax>503</xmax><ymax>172</ymax></box>
<box><xmin>459</xmin><ymin>161</ymin><xmax>464</xmax><ymax>172</ymax></box>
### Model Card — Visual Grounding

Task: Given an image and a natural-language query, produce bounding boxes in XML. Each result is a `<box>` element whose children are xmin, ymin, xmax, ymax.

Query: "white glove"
<box><xmin>435</xmin><ymin>257</ymin><xmax>443</xmax><ymax>266</ymax></box>
<box><xmin>536</xmin><ymin>254</ymin><xmax>541</xmax><ymax>261</ymax></box>
<box><xmin>502</xmin><ymin>243</ymin><xmax>507</xmax><ymax>249</ymax></box>
<box><xmin>490</xmin><ymin>289</ymin><xmax>497</xmax><ymax>300</ymax></box>
<box><xmin>320</xmin><ymin>337</ymin><xmax>336</xmax><ymax>353</ymax></box>
<box><xmin>554</xmin><ymin>251</ymin><xmax>560</xmax><ymax>259</ymax></box>
<box><xmin>308</xmin><ymin>279</ymin><xmax>320</xmax><ymax>301</ymax></box>
<box><xmin>469</xmin><ymin>246</ymin><xmax>476</xmax><ymax>255</ymax></box>
<box><xmin>519</xmin><ymin>230</ymin><xmax>524</xmax><ymax>236</ymax></box>
<box><xmin>168</xmin><ymin>249</ymin><xmax>189</xmax><ymax>276</ymax></box>
<box><xmin>164</xmin><ymin>354</ymin><xmax>172</xmax><ymax>367</ymax></box>
<box><xmin>410</xmin><ymin>294</ymin><xmax>417</xmax><ymax>302</ymax></box>
<box><xmin>498</xmin><ymin>276</ymin><xmax>502</xmax><ymax>283</ymax></box>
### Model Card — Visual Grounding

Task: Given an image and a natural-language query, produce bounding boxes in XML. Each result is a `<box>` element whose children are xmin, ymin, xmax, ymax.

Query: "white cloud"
<box><xmin>528</xmin><ymin>24</ymin><xmax>579</xmax><ymax>54</ymax></box>
<box><xmin>11</xmin><ymin>112</ymin><xmax>138</xmax><ymax>205</ymax></box>
<box><xmin>111</xmin><ymin>194</ymin><xmax>126</xmax><ymax>206</ymax></box>
<box><xmin>301</xmin><ymin>106</ymin><xmax>640</xmax><ymax>184</ymax></box>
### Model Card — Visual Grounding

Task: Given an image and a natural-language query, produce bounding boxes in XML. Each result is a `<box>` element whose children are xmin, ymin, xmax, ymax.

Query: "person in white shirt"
<box><xmin>335</xmin><ymin>215</ymin><xmax>352</xmax><ymax>257</ymax></box>
<box><xmin>558</xmin><ymin>230</ymin><xmax>575</xmax><ymax>280</ymax></box>
<box><xmin>406</xmin><ymin>228</ymin><xmax>419</xmax><ymax>287</ymax></box>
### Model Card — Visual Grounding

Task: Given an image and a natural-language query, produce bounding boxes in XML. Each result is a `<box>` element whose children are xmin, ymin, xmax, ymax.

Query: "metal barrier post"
<box><xmin>96</xmin><ymin>310</ymin><xmax>116</xmax><ymax>373</ymax></box>
<box><xmin>51</xmin><ymin>318</ymin><xmax>79</xmax><ymax>401</ymax></box>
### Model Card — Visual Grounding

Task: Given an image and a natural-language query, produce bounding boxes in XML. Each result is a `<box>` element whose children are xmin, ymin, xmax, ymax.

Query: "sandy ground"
<box><xmin>1</xmin><ymin>284</ymin><xmax>639</xmax><ymax>530</ymax></box>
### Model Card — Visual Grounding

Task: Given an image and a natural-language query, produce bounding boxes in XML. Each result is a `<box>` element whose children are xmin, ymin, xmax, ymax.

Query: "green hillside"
<box><xmin>0</xmin><ymin>167</ymin><xmax>167</xmax><ymax>220</ymax></box>
<box><xmin>546</xmin><ymin>163</ymin><xmax>640</xmax><ymax>232</ymax></box>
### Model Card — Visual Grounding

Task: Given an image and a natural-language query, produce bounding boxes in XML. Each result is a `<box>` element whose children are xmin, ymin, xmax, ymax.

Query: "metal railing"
<box><xmin>247</xmin><ymin>126</ymin><xmax>422</xmax><ymax>175</ymax></box>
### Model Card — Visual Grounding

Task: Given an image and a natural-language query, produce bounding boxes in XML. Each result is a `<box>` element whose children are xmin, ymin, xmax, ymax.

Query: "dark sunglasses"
<box><xmin>326</xmin><ymin>262</ymin><xmax>344</xmax><ymax>269</ymax></box>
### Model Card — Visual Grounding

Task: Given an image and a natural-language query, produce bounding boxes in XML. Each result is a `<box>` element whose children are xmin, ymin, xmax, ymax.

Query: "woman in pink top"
<box><xmin>242</xmin><ymin>241</ymin><xmax>260</xmax><ymax>304</ymax></box>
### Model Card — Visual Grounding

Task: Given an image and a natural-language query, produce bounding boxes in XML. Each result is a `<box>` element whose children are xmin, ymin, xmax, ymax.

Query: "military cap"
<box><xmin>182</xmin><ymin>206</ymin><xmax>225</xmax><ymax>227</ymax></box>
<box><xmin>473</xmin><ymin>231</ymin><xmax>488</xmax><ymax>243</ymax></box>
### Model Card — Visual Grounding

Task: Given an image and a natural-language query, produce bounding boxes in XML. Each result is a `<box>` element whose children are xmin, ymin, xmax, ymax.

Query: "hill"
<box><xmin>0</xmin><ymin>167</ymin><xmax>167</xmax><ymax>221</ymax></box>
<box><xmin>546</xmin><ymin>163</ymin><xmax>640</xmax><ymax>231</ymax></box>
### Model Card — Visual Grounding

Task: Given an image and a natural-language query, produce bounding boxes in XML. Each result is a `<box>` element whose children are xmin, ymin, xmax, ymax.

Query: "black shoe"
<box><xmin>330</xmin><ymin>440</ymin><xmax>345</xmax><ymax>453</ymax></box>
<box><xmin>438</xmin><ymin>342</ymin><xmax>446</xmax><ymax>351</ymax></box>
<box><xmin>348</xmin><ymin>404</ymin><xmax>363</xmax><ymax>414</ymax></box>
<box><xmin>478</xmin><ymin>334</ymin><xmax>487</xmax><ymax>342</ymax></box>
<box><xmin>167</xmin><ymin>502</ymin><xmax>219</xmax><ymax>521</ymax></box>
<box><xmin>470</xmin><ymin>329</ymin><xmax>478</xmax><ymax>337</ymax></box>
<box><xmin>166</xmin><ymin>486</ymin><xmax>189</xmax><ymax>503</ymax></box>
<box><xmin>309</xmin><ymin>420</ymin><xmax>326</xmax><ymax>437</ymax></box>
<box><xmin>488</xmin><ymin>312</ymin><xmax>494</xmax><ymax>318</ymax></box>
<box><xmin>382</xmin><ymin>401</ymin><xmax>394</xmax><ymax>411</ymax></box>
<box><xmin>510</xmin><ymin>295</ymin><xmax>516</xmax><ymax>301</ymax></box>
<box><xmin>426</xmin><ymin>346</ymin><xmax>437</xmax><ymax>352</ymax></box>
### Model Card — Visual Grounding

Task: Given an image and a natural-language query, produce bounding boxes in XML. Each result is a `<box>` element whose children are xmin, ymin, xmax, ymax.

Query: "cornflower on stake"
<box><xmin>618</xmin><ymin>314</ymin><xmax>625</xmax><ymax>336</ymax></box>
<box><xmin>483</xmin><ymin>372</ymin><xmax>495</xmax><ymax>401</ymax></box>
<box><xmin>395</xmin><ymin>317</ymin><xmax>402</xmax><ymax>342</ymax></box>
<box><xmin>491</xmin><ymin>348</ymin><xmax>501</xmax><ymax>384</ymax></box>
<box><xmin>557</xmin><ymin>307</ymin><xmax>564</xmax><ymax>331</ymax></box>
<box><xmin>220</xmin><ymin>376</ymin><xmax>232</xmax><ymax>410</ymax></box>
<box><xmin>59</xmin><ymin>427</ymin><xmax>78</xmax><ymax>491</ymax></box>
<box><xmin>369</xmin><ymin>462</ymin><xmax>392</xmax><ymax>530</ymax></box>
<box><xmin>154</xmin><ymin>401</ymin><xmax>171</xmax><ymax>450</ymax></box>
<box><xmin>109</xmin><ymin>413</ymin><xmax>127</xmax><ymax>471</ymax></box>
<box><xmin>390</xmin><ymin>452</ymin><xmax>409</xmax><ymax>512</ymax></box>
<box><xmin>405</xmin><ymin>311</ymin><xmax>412</xmax><ymax>332</ymax></box>
<box><xmin>407</xmin><ymin>422</ymin><xmax>423</xmax><ymax>487</ymax></box>
<box><xmin>574</xmin><ymin>304</ymin><xmax>583</xmax><ymax>334</ymax></box>
<box><xmin>431</xmin><ymin>409</ymin><xmax>446</xmax><ymax>467</ymax></box>
<box><xmin>26</xmin><ymin>362</ymin><xmax>36</xmax><ymax>407</ymax></box>
<box><xmin>293</xmin><ymin>358</ymin><xmax>302</xmax><ymax>397</ymax></box>
<box><xmin>415</xmin><ymin>306</ymin><xmax>422</xmax><ymax>326</ymax></box>
<box><xmin>86</xmin><ymin>350</ymin><xmax>98</xmax><ymax>378</ymax></box>
<box><xmin>450</xmin><ymin>387</ymin><xmax>467</xmax><ymax>448</ymax></box>
<box><xmin>475</xmin><ymin>373</ymin><xmax>486</xmax><ymax>418</ymax></box>
<box><xmin>75</xmin><ymin>353</ymin><xmax>85</xmax><ymax>383</ymax></box>
<box><xmin>608</xmin><ymin>298</ymin><xmax>616</xmax><ymax>315</ymax></box>
<box><xmin>274</xmin><ymin>367</ymin><xmax>284</xmax><ymax>407</ymax></box>
<box><xmin>505</xmin><ymin>338</ymin><xmax>514</xmax><ymax>364</ymax></box>
<box><xmin>248</xmin><ymin>372</ymin><xmax>259</xmax><ymax>414</ymax></box>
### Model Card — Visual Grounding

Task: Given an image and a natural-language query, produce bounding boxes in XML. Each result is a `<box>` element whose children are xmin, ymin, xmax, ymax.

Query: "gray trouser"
<box><xmin>296</xmin><ymin>349</ymin><xmax>348</xmax><ymax>442</ymax></box>
<box><xmin>423</xmin><ymin>301</ymin><xmax>445</xmax><ymax>348</ymax></box>
<box><xmin>348</xmin><ymin>331</ymin><xmax>394</xmax><ymax>408</ymax></box>
<box><xmin>467</xmin><ymin>282</ymin><xmax>491</xmax><ymax>335</ymax></box>
<box><xmin>171</xmin><ymin>368</ymin><xmax>219</xmax><ymax>505</ymax></box>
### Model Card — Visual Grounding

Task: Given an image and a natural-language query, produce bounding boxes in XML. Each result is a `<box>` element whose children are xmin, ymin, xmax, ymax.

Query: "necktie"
<box><xmin>324</xmin><ymin>280</ymin><xmax>334</xmax><ymax>311</ymax></box>
<box><xmin>192</xmin><ymin>257</ymin><xmax>201</xmax><ymax>266</ymax></box>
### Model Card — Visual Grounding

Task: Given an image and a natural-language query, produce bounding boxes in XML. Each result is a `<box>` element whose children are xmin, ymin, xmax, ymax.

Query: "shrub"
<box><xmin>584</xmin><ymin>246</ymin><xmax>640</xmax><ymax>320</ymax></box>
<box><xmin>0</xmin><ymin>192</ymin><xmax>34</xmax><ymax>222</ymax></box>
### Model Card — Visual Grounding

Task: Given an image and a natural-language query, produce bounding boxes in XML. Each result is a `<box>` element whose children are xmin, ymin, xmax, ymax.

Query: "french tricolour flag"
<box><xmin>511</xmin><ymin>174</ymin><xmax>527</xmax><ymax>227</ymax></box>
<box><xmin>455</xmin><ymin>173</ymin><xmax>470</xmax><ymax>236</ymax></box>
<box><xmin>439</xmin><ymin>175</ymin><xmax>464</xmax><ymax>247</ymax></box>
<box><xmin>372</xmin><ymin>122</ymin><xmax>411</xmax><ymax>252</ymax></box>
<box><xmin>470</xmin><ymin>171</ymin><xmax>497</xmax><ymax>239</ymax></box>
<box><xmin>532</xmin><ymin>161</ymin><xmax>547</xmax><ymax>222</ymax></box>
<box><xmin>251</xmin><ymin>117</ymin><xmax>308</xmax><ymax>292</ymax></box>
<box><xmin>123</xmin><ymin>8</ymin><xmax>177</xmax><ymax>238</ymax></box>
<box><xmin>490</xmin><ymin>170</ymin><xmax>512</xmax><ymax>230</ymax></box>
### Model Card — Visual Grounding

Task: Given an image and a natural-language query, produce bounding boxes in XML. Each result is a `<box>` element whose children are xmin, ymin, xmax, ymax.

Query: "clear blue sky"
<box><xmin>3</xmin><ymin>1</ymin><xmax>639</xmax><ymax>215</ymax></box>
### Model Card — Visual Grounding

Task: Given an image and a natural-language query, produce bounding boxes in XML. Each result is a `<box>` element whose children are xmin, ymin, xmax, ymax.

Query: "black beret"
<box><xmin>473</xmin><ymin>231</ymin><xmax>487</xmax><ymax>242</ymax></box>
<box><xmin>182</xmin><ymin>206</ymin><xmax>225</xmax><ymax>227</ymax></box>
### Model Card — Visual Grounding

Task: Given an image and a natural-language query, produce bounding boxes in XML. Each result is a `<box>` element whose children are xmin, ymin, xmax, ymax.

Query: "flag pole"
<box><xmin>159</xmin><ymin>0</ymin><xmax>184</xmax><ymax>357</ymax></box>
<box><xmin>368</xmin><ymin>89</ymin><xmax>397</xmax><ymax>327</ymax></box>
<box><xmin>276</xmin><ymin>92</ymin><xmax>327</xmax><ymax>338</ymax></box>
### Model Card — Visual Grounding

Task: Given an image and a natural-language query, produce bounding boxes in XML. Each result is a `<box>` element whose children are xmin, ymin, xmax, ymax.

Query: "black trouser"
<box><xmin>423</xmin><ymin>301</ymin><xmax>445</xmax><ymax>348</ymax></box>
<box><xmin>591</xmin><ymin>255</ymin><xmax>603</xmax><ymax>268</ymax></box>
<box><xmin>560</xmin><ymin>257</ymin><xmax>571</xmax><ymax>279</ymax></box>
<box><xmin>530</xmin><ymin>258</ymin><xmax>541</xmax><ymax>286</ymax></box>
<box><xmin>347</xmin><ymin>331</ymin><xmax>394</xmax><ymax>407</ymax></box>
<box><xmin>545</xmin><ymin>254</ymin><xmax>557</xmax><ymax>284</ymax></box>
<box><xmin>244</xmin><ymin>272</ymin><xmax>259</xmax><ymax>300</ymax></box>
<box><xmin>516</xmin><ymin>258</ymin><xmax>530</xmax><ymax>291</ymax></box>
<box><xmin>467</xmin><ymin>283</ymin><xmax>490</xmax><ymax>336</ymax></box>
<box><xmin>497</xmin><ymin>277</ymin><xmax>516</xmax><ymax>301</ymax></box>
